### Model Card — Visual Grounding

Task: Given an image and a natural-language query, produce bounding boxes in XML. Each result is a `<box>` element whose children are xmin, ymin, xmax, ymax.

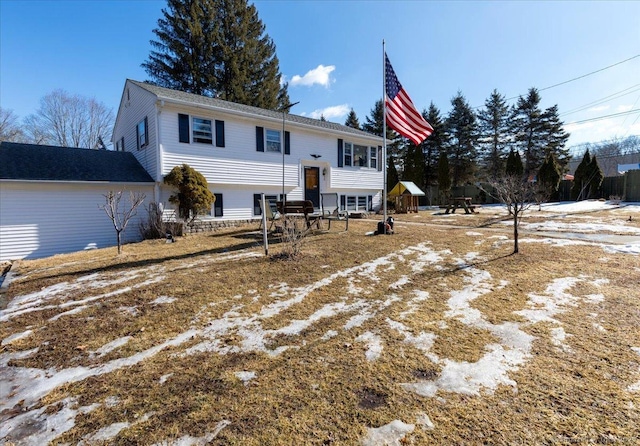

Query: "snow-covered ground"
<box><xmin>1</xmin><ymin>201</ymin><xmax>639</xmax><ymax>444</ymax></box>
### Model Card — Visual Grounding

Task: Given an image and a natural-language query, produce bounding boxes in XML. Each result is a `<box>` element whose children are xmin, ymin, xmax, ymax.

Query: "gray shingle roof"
<box><xmin>0</xmin><ymin>142</ymin><xmax>154</xmax><ymax>183</ymax></box>
<box><xmin>129</xmin><ymin>80</ymin><xmax>381</xmax><ymax>140</ymax></box>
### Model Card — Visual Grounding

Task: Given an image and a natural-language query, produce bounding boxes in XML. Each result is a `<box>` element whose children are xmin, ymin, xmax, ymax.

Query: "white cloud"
<box><xmin>290</xmin><ymin>65</ymin><xmax>335</xmax><ymax>88</ymax></box>
<box><xmin>306</xmin><ymin>104</ymin><xmax>350</xmax><ymax>120</ymax></box>
<box><xmin>617</xmin><ymin>104</ymin><xmax>633</xmax><ymax>113</ymax></box>
<box><xmin>588</xmin><ymin>105</ymin><xmax>609</xmax><ymax>112</ymax></box>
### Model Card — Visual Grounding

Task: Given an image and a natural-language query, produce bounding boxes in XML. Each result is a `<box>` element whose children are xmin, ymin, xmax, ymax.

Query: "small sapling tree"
<box><xmin>100</xmin><ymin>190</ymin><xmax>146</xmax><ymax>254</ymax></box>
<box><xmin>164</xmin><ymin>164</ymin><xmax>215</xmax><ymax>224</ymax></box>
<box><xmin>490</xmin><ymin>174</ymin><xmax>535</xmax><ymax>254</ymax></box>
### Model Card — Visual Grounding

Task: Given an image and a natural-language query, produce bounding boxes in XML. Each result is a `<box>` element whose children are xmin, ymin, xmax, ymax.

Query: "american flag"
<box><xmin>385</xmin><ymin>54</ymin><xmax>433</xmax><ymax>145</ymax></box>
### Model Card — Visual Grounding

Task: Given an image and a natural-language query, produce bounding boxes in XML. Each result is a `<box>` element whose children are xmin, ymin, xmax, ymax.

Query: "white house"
<box><xmin>0</xmin><ymin>142</ymin><xmax>155</xmax><ymax>261</ymax></box>
<box><xmin>112</xmin><ymin>80</ymin><xmax>385</xmax><ymax>223</ymax></box>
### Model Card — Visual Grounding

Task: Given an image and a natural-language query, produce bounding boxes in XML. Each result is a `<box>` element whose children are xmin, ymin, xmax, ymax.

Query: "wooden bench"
<box><xmin>276</xmin><ymin>200</ymin><xmax>322</xmax><ymax>230</ymax></box>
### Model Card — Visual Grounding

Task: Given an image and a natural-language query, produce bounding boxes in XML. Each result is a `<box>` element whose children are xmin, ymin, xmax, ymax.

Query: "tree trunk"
<box><xmin>117</xmin><ymin>231</ymin><xmax>122</xmax><ymax>255</ymax></box>
<box><xmin>513</xmin><ymin>209</ymin><xmax>519</xmax><ymax>254</ymax></box>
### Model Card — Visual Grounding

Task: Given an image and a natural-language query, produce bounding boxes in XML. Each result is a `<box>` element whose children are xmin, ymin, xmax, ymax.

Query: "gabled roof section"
<box><xmin>0</xmin><ymin>142</ymin><xmax>154</xmax><ymax>183</ymax></box>
<box><xmin>388</xmin><ymin>181</ymin><xmax>426</xmax><ymax>197</ymax></box>
<box><xmin>128</xmin><ymin>79</ymin><xmax>381</xmax><ymax>141</ymax></box>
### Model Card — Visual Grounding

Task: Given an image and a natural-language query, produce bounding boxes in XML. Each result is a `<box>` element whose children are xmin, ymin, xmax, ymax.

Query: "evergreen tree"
<box><xmin>402</xmin><ymin>142</ymin><xmax>425</xmax><ymax>189</ymax></box>
<box><xmin>363</xmin><ymin>99</ymin><xmax>403</xmax><ymax>174</ymax></box>
<box><xmin>537</xmin><ymin>151</ymin><xmax>561</xmax><ymax>201</ymax></box>
<box><xmin>344</xmin><ymin>108</ymin><xmax>361</xmax><ymax>129</ymax></box>
<box><xmin>477</xmin><ymin>89</ymin><xmax>510</xmax><ymax>181</ymax></box>
<box><xmin>164</xmin><ymin>163</ymin><xmax>215</xmax><ymax>222</ymax></box>
<box><xmin>142</xmin><ymin>0</ymin><xmax>288</xmax><ymax>109</ymax></box>
<box><xmin>588</xmin><ymin>155</ymin><xmax>604</xmax><ymax>198</ymax></box>
<box><xmin>422</xmin><ymin>103</ymin><xmax>448</xmax><ymax>187</ymax></box>
<box><xmin>437</xmin><ymin>151</ymin><xmax>451</xmax><ymax>201</ymax></box>
<box><xmin>541</xmin><ymin>104</ymin><xmax>570</xmax><ymax>170</ymax></box>
<box><xmin>571</xmin><ymin>150</ymin><xmax>591</xmax><ymax>200</ymax></box>
<box><xmin>511</xmin><ymin>88</ymin><xmax>570</xmax><ymax>179</ymax></box>
<box><xmin>387</xmin><ymin>159</ymin><xmax>399</xmax><ymax>193</ymax></box>
<box><xmin>444</xmin><ymin>91</ymin><xmax>478</xmax><ymax>186</ymax></box>
<box><xmin>505</xmin><ymin>148</ymin><xmax>524</xmax><ymax>178</ymax></box>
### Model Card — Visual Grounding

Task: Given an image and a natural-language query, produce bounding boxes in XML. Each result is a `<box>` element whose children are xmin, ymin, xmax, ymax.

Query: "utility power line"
<box><xmin>472</xmin><ymin>54</ymin><xmax>640</xmax><ymax>109</ymax></box>
<box><xmin>567</xmin><ymin>109</ymin><xmax>639</xmax><ymax>125</ymax></box>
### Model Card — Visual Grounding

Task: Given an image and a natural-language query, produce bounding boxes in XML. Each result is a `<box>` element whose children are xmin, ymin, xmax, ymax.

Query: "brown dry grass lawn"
<box><xmin>1</xmin><ymin>207</ymin><xmax>639</xmax><ymax>445</ymax></box>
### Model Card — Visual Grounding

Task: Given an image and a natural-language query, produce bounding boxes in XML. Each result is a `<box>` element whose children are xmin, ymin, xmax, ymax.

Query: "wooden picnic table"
<box><xmin>444</xmin><ymin>197</ymin><xmax>477</xmax><ymax>214</ymax></box>
<box><xmin>276</xmin><ymin>200</ymin><xmax>323</xmax><ymax>230</ymax></box>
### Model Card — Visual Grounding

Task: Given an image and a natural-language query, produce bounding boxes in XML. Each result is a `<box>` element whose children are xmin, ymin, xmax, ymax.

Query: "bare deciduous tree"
<box><xmin>24</xmin><ymin>90</ymin><xmax>114</xmax><ymax>149</ymax></box>
<box><xmin>486</xmin><ymin>175</ymin><xmax>535</xmax><ymax>254</ymax></box>
<box><xmin>0</xmin><ymin>107</ymin><xmax>24</xmax><ymax>142</ymax></box>
<box><xmin>100</xmin><ymin>191</ymin><xmax>146</xmax><ymax>254</ymax></box>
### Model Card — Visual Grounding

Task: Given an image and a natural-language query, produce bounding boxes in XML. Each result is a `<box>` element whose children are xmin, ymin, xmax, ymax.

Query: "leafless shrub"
<box><xmin>100</xmin><ymin>190</ymin><xmax>146</xmax><ymax>254</ymax></box>
<box><xmin>274</xmin><ymin>216</ymin><xmax>308</xmax><ymax>260</ymax></box>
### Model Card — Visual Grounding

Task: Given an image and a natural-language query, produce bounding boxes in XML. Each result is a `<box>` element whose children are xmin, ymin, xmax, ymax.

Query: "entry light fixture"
<box><xmin>310</xmin><ymin>154</ymin><xmax>322</xmax><ymax>159</ymax></box>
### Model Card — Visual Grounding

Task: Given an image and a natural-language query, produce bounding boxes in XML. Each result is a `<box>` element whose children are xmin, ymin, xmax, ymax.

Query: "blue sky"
<box><xmin>1</xmin><ymin>0</ymin><xmax>639</xmax><ymax>153</ymax></box>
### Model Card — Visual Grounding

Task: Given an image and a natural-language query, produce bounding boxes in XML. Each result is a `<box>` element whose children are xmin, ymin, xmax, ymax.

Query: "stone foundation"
<box><xmin>182</xmin><ymin>219</ymin><xmax>257</xmax><ymax>234</ymax></box>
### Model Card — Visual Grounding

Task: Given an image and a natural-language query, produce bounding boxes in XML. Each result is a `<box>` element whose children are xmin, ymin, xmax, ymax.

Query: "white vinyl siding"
<box><xmin>0</xmin><ymin>181</ymin><xmax>153</xmax><ymax>261</ymax></box>
<box><xmin>112</xmin><ymin>82</ymin><xmax>159</xmax><ymax>180</ymax></box>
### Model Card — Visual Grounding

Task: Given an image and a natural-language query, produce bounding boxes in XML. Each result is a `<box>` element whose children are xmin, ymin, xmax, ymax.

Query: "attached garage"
<box><xmin>0</xmin><ymin>142</ymin><xmax>155</xmax><ymax>261</ymax></box>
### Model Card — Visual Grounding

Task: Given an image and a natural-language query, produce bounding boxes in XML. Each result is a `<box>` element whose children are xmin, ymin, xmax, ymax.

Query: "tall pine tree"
<box><xmin>511</xmin><ymin>88</ymin><xmax>569</xmax><ymax>179</ymax></box>
<box><xmin>422</xmin><ymin>103</ymin><xmax>448</xmax><ymax>188</ymax></box>
<box><xmin>541</xmin><ymin>104</ymin><xmax>570</xmax><ymax>170</ymax></box>
<box><xmin>344</xmin><ymin>108</ymin><xmax>360</xmax><ymax>129</ymax></box>
<box><xmin>445</xmin><ymin>91</ymin><xmax>478</xmax><ymax>186</ymax></box>
<box><xmin>402</xmin><ymin>142</ymin><xmax>425</xmax><ymax>189</ymax></box>
<box><xmin>143</xmin><ymin>0</ymin><xmax>288</xmax><ymax>109</ymax></box>
<box><xmin>477</xmin><ymin>89</ymin><xmax>510</xmax><ymax>181</ymax></box>
<box><xmin>505</xmin><ymin>148</ymin><xmax>524</xmax><ymax>178</ymax></box>
<box><xmin>437</xmin><ymin>151</ymin><xmax>451</xmax><ymax>202</ymax></box>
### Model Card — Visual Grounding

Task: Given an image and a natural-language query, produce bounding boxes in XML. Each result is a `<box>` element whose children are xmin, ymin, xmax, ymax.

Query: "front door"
<box><xmin>304</xmin><ymin>166</ymin><xmax>320</xmax><ymax>208</ymax></box>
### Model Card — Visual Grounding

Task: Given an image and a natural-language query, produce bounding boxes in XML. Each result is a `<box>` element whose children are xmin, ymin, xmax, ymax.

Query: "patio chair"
<box><xmin>258</xmin><ymin>197</ymin><xmax>281</xmax><ymax>231</ymax></box>
<box><xmin>320</xmin><ymin>193</ymin><xmax>349</xmax><ymax>231</ymax></box>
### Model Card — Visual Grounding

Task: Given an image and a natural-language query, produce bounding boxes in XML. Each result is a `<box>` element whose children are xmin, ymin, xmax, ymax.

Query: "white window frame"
<box><xmin>192</xmin><ymin>117</ymin><xmax>213</xmax><ymax>144</ymax></box>
<box><xmin>370</xmin><ymin>147</ymin><xmax>377</xmax><ymax>169</ymax></box>
<box><xmin>343</xmin><ymin>195</ymin><xmax>369</xmax><ymax>212</ymax></box>
<box><xmin>266</xmin><ymin>129</ymin><xmax>281</xmax><ymax>152</ymax></box>
<box><xmin>344</xmin><ymin>141</ymin><xmax>377</xmax><ymax>168</ymax></box>
<box><xmin>344</xmin><ymin>142</ymin><xmax>353</xmax><ymax>166</ymax></box>
<box><xmin>137</xmin><ymin>118</ymin><xmax>148</xmax><ymax>149</ymax></box>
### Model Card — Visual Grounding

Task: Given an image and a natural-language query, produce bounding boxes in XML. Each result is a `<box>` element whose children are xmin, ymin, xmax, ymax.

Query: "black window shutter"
<box><xmin>340</xmin><ymin>195</ymin><xmax>346</xmax><ymax>210</ymax></box>
<box><xmin>178</xmin><ymin>114</ymin><xmax>190</xmax><ymax>143</ymax></box>
<box><xmin>214</xmin><ymin>193</ymin><xmax>223</xmax><ymax>217</ymax></box>
<box><xmin>136</xmin><ymin>122</ymin><xmax>140</xmax><ymax>150</ymax></box>
<box><xmin>253</xmin><ymin>194</ymin><xmax>261</xmax><ymax>215</ymax></box>
<box><xmin>144</xmin><ymin>116</ymin><xmax>149</xmax><ymax>145</ymax></box>
<box><xmin>378</xmin><ymin>145</ymin><xmax>383</xmax><ymax>171</ymax></box>
<box><xmin>337</xmin><ymin>139</ymin><xmax>343</xmax><ymax>167</ymax></box>
<box><xmin>256</xmin><ymin>126</ymin><xmax>264</xmax><ymax>152</ymax></box>
<box><xmin>215</xmin><ymin>120</ymin><xmax>225</xmax><ymax>147</ymax></box>
<box><xmin>284</xmin><ymin>131</ymin><xmax>290</xmax><ymax>155</ymax></box>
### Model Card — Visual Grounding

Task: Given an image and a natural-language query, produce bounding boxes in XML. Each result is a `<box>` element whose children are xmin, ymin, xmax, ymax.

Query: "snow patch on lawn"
<box><xmin>361</xmin><ymin>420</ymin><xmax>414</xmax><ymax>446</ymax></box>
<box><xmin>356</xmin><ymin>332</ymin><xmax>383</xmax><ymax>361</ymax></box>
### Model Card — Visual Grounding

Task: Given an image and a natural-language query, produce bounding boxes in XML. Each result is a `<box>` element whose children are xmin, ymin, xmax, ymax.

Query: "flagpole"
<box><xmin>382</xmin><ymin>40</ymin><xmax>388</xmax><ymax>234</ymax></box>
